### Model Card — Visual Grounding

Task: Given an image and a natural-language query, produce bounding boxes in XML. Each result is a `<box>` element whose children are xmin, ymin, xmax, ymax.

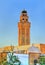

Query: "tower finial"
<box><xmin>22</xmin><ymin>10</ymin><xmax>27</xmax><ymax>13</ymax></box>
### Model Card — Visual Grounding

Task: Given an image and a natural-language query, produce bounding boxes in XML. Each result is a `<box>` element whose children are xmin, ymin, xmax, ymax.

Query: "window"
<box><xmin>26</xmin><ymin>19</ymin><xmax>28</xmax><ymax>21</ymax></box>
<box><xmin>23</xmin><ymin>14</ymin><xmax>24</xmax><ymax>16</ymax></box>
<box><xmin>22</xmin><ymin>18</ymin><xmax>24</xmax><ymax>20</ymax></box>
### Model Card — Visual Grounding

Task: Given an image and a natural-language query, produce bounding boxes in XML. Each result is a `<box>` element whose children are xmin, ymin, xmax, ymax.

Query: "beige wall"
<box><xmin>29</xmin><ymin>53</ymin><xmax>40</xmax><ymax>65</ymax></box>
<box><xmin>0</xmin><ymin>43</ymin><xmax>45</xmax><ymax>54</ymax></box>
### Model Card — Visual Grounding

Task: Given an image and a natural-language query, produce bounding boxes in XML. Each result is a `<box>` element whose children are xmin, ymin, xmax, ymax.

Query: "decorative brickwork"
<box><xmin>18</xmin><ymin>10</ymin><xmax>31</xmax><ymax>46</ymax></box>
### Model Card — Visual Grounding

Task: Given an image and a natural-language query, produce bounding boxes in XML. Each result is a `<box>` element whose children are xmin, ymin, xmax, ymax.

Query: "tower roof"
<box><xmin>22</xmin><ymin>10</ymin><xmax>27</xmax><ymax>13</ymax></box>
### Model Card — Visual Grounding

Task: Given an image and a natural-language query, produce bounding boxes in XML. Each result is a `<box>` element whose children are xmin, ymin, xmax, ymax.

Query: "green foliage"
<box><xmin>8</xmin><ymin>52</ymin><xmax>21</xmax><ymax>65</ymax></box>
<box><xmin>0</xmin><ymin>52</ymin><xmax>21</xmax><ymax>65</ymax></box>
<box><xmin>40</xmin><ymin>56</ymin><xmax>45</xmax><ymax>65</ymax></box>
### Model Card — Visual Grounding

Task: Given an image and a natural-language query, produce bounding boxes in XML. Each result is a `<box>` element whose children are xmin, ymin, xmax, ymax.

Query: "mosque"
<box><xmin>14</xmin><ymin>10</ymin><xmax>45</xmax><ymax>54</ymax></box>
<box><xmin>0</xmin><ymin>10</ymin><xmax>45</xmax><ymax>54</ymax></box>
<box><xmin>0</xmin><ymin>10</ymin><xmax>45</xmax><ymax>65</ymax></box>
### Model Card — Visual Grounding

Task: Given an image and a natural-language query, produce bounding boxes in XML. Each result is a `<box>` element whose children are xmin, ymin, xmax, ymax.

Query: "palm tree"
<box><xmin>2</xmin><ymin>52</ymin><xmax>21</xmax><ymax>65</ymax></box>
<box><xmin>0</xmin><ymin>45</ymin><xmax>21</xmax><ymax>65</ymax></box>
<box><xmin>8</xmin><ymin>52</ymin><xmax>21</xmax><ymax>65</ymax></box>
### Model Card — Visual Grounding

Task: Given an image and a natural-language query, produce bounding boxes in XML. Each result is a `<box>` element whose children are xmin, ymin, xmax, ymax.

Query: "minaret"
<box><xmin>18</xmin><ymin>10</ymin><xmax>31</xmax><ymax>46</ymax></box>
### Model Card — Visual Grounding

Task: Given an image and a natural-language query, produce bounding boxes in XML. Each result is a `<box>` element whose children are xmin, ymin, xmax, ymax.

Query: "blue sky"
<box><xmin>0</xmin><ymin>0</ymin><xmax>45</xmax><ymax>47</ymax></box>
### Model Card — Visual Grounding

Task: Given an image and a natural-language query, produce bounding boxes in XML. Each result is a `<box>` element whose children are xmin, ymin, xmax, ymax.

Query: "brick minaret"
<box><xmin>18</xmin><ymin>10</ymin><xmax>31</xmax><ymax>46</ymax></box>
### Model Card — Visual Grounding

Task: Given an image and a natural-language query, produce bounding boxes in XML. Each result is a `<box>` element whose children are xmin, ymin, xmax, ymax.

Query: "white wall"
<box><xmin>7</xmin><ymin>53</ymin><xmax>29</xmax><ymax>65</ymax></box>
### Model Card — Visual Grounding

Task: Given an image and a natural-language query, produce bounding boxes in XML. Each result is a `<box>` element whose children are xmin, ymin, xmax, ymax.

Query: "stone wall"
<box><xmin>29</xmin><ymin>53</ymin><xmax>40</xmax><ymax>65</ymax></box>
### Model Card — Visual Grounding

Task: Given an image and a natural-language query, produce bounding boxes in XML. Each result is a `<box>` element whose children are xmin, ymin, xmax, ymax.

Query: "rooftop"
<box><xmin>28</xmin><ymin>45</ymin><xmax>41</xmax><ymax>53</ymax></box>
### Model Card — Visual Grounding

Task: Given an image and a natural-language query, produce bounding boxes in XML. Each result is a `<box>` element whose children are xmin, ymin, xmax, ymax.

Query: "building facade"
<box><xmin>18</xmin><ymin>10</ymin><xmax>31</xmax><ymax>46</ymax></box>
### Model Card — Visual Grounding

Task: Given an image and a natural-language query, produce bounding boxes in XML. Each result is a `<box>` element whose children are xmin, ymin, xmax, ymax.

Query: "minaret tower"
<box><xmin>18</xmin><ymin>10</ymin><xmax>31</xmax><ymax>46</ymax></box>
